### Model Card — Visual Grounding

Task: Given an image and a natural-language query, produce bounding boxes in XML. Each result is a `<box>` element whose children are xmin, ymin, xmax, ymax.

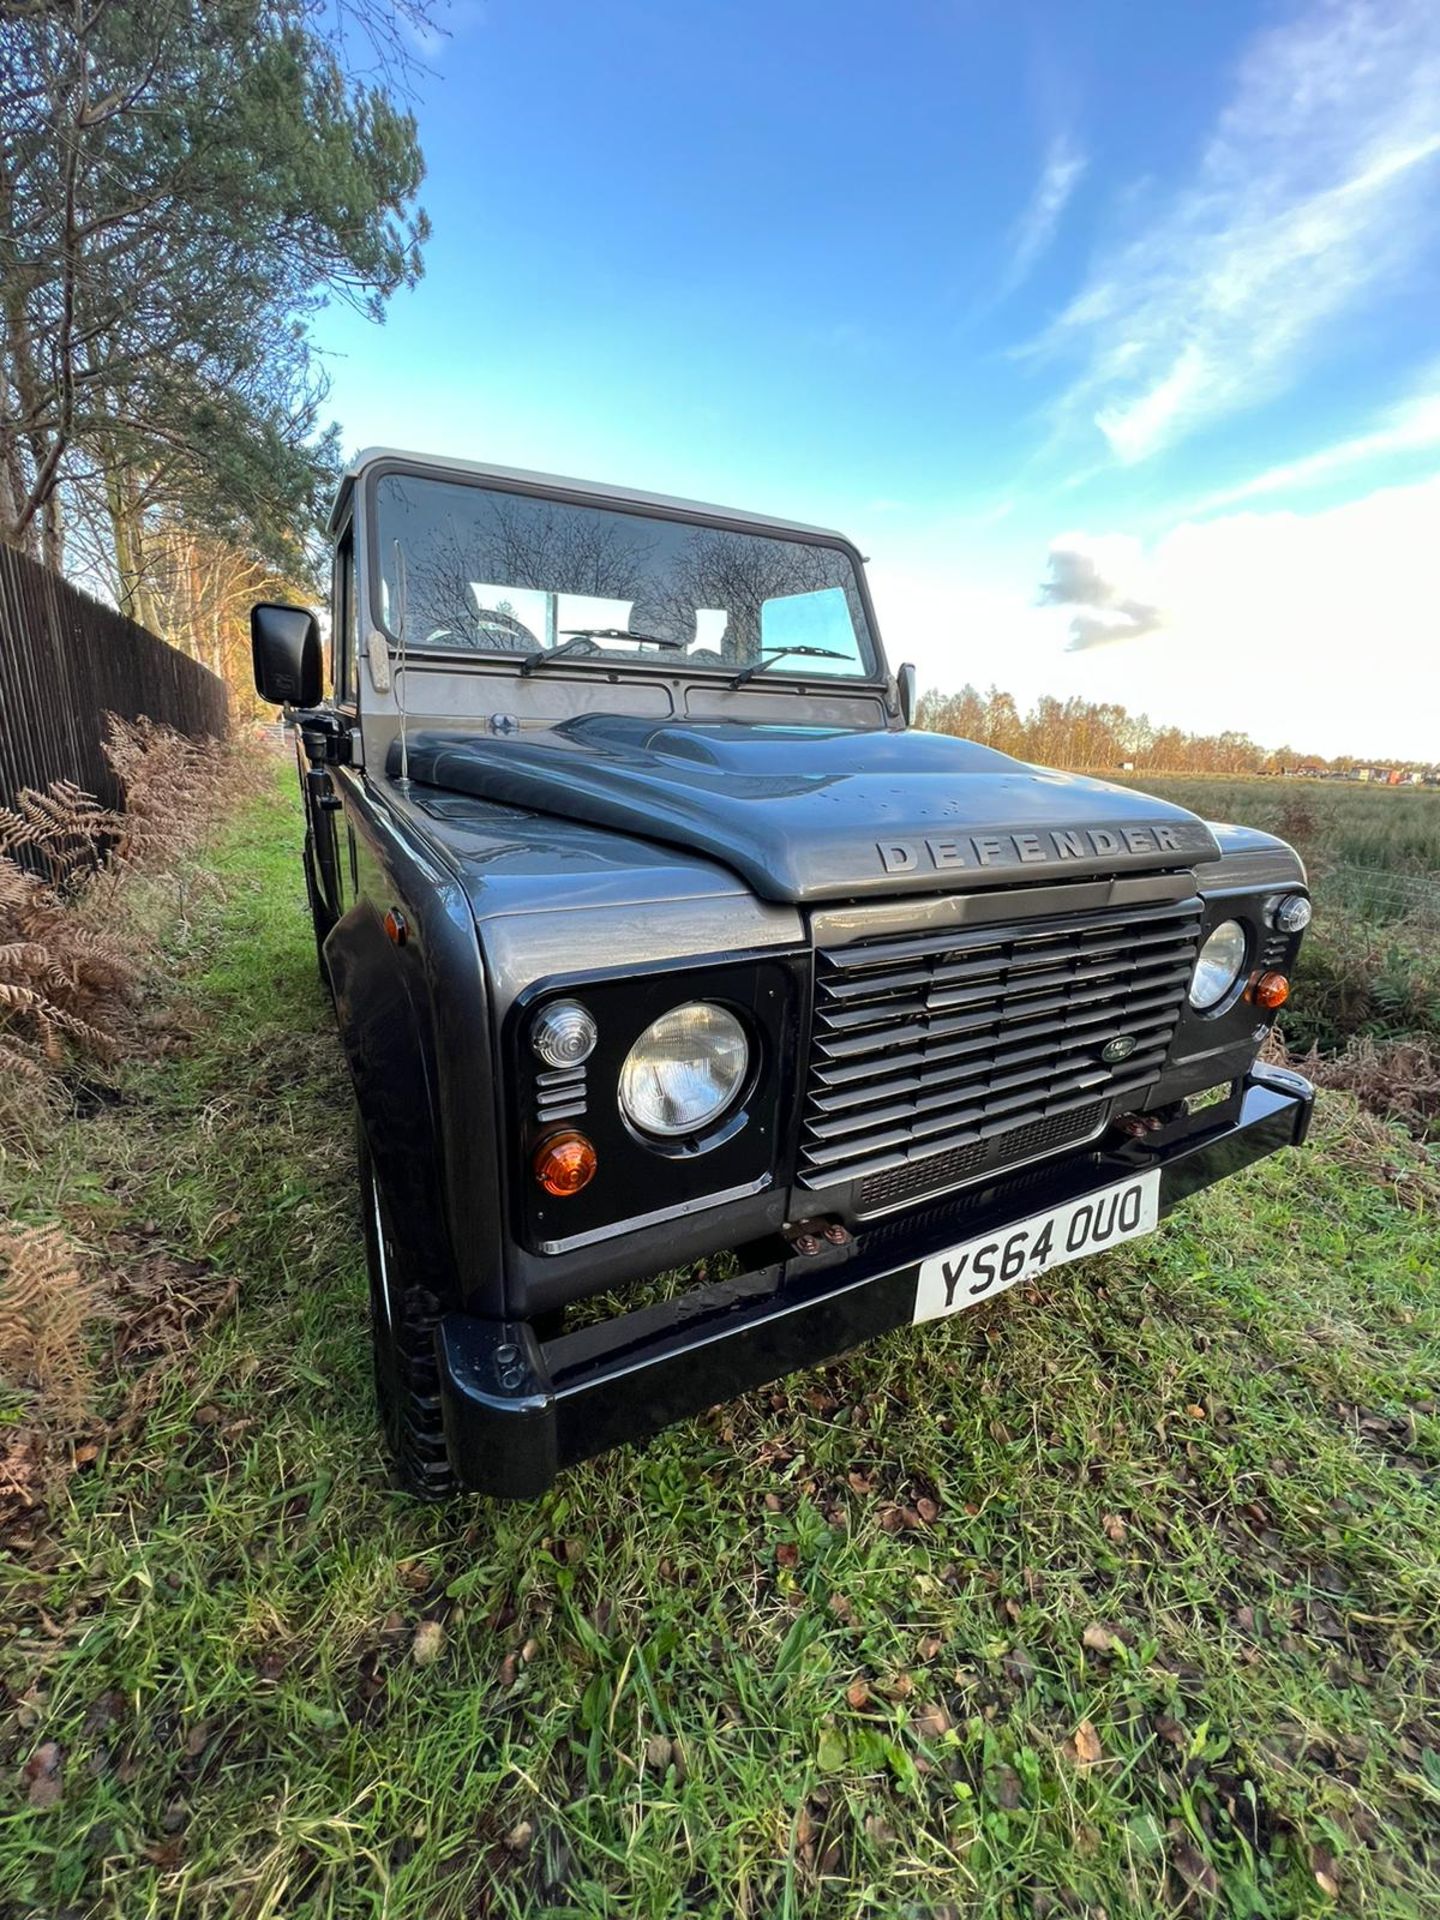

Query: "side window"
<box><xmin>334</xmin><ymin>525</ymin><xmax>359</xmax><ymax>704</ymax></box>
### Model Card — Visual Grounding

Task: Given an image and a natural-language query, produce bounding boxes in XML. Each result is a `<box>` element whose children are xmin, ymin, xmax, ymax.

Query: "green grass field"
<box><xmin>1110</xmin><ymin>775</ymin><xmax>1440</xmax><ymax>882</ymax></box>
<box><xmin>3</xmin><ymin>769</ymin><xmax>1440</xmax><ymax>1919</ymax></box>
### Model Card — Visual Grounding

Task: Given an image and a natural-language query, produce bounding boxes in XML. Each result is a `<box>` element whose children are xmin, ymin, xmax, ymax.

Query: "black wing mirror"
<box><xmin>897</xmin><ymin>661</ymin><xmax>917</xmax><ymax>728</ymax></box>
<box><xmin>251</xmin><ymin>602</ymin><xmax>322</xmax><ymax>707</ymax></box>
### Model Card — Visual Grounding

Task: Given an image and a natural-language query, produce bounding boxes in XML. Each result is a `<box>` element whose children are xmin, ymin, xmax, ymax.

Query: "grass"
<box><xmin>1107</xmin><ymin>776</ymin><xmax>1440</xmax><ymax>882</ymax></box>
<box><xmin>2</xmin><ymin>764</ymin><xmax>1439</xmax><ymax>1918</ymax></box>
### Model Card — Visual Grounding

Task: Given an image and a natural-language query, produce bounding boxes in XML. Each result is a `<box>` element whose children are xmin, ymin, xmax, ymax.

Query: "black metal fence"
<box><xmin>0</xmin><ymin>544</ymin><xmax>228</xmax><ymax>810</ymax></box>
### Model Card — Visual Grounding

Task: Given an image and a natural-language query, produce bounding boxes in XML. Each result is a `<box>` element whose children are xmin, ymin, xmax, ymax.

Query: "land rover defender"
<box><xmin>251</xmin><ymin>449</ymin><xmax>1313</xmax><ymax>1497</ymax></box>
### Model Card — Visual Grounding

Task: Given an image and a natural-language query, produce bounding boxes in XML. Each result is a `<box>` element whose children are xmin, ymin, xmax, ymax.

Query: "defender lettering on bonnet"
<box><xmin>876</xmin><ymin>822</ymin><xmax>1188</xmax><ymax>875</ymax></box>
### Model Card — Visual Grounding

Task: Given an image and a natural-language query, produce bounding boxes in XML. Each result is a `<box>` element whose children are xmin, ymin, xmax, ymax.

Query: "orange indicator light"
<box><xmin>1253</xmin><ymin>971</ymin><xmax>1290</xmax><ymax>1010</ymax></box>
<box><xmin>534</xmin><ymin>1130</ymin><xmax>597</xmax><ymax>1196</ymax></box>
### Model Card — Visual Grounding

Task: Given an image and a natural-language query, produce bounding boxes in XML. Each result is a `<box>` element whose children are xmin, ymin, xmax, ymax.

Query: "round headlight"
<box><xmin>1189</xmin><ymin>920</ymin><xmax>1248</xmax><ymax>1011</ymax></box>
<box><xmin>619</xmin><ymin>1003</ymin><xmax>749</xmax><ymax>1138</ymax></box>
<box><xmin>530</xmin><ymin>999</ymin><xmax>597</xmax><ymax>1069</ymax></box>
<box><xmin>1273</xmin><ymin>893</ymin><xmax>1312</xmax><ymax>934</ymax></box>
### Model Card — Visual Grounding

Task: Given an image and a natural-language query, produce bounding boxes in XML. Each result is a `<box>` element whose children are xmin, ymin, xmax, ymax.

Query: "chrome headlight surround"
<box><xmin>619</xmin><ymin>1001</ymin><xmax>750</xmax><ymax>1139</ymax></box>
<box><xmin>1188</xmin><ymin>918</ymin><xmax>1249</xmax><ymax>1012</ymax></box>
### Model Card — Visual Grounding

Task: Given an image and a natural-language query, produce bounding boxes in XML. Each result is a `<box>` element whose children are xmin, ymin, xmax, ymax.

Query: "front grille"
<box><xmin>798</xmin><ymin>894</ymin><xmax>1203</xmax><ymax>1196</ymax></box>
<box><xmin>854</xmin><ymin>1101</ymin><xmax>1107</xmax><ymax>1215</ymax></box>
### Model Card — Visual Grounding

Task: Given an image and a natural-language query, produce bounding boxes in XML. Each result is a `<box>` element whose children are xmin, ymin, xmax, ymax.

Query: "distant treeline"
<box><xmin>915</xmin><ymin>684</ymin><xmax>1431</xmax><ymax>777</ymax></box>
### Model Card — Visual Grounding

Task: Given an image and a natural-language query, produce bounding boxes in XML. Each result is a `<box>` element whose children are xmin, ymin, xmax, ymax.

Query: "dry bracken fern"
<box><xmin>0</xmin><ymin>1222</ymin><xmax>108</xmax><ymax>1426</ymax></box>
<box><xmin>0</xmin><ymin>780</ymin><xmax>122</xmax><ymax>888</ymax></box>
<box><xmin>1</xmin><ymin>716</ymin><xmax>235</xmax><ymax>1113</ymax></box>
<box><xmin>0</xmin><ymin>980</ymin><xmax>114</xmax><ymax>1058</ymax></box>
<box><xmin>0</xmin><ymin>846</ymin><xmax>133</xmax><ymax>1069</ymax></box>
<box><xmin>103</xmin><ymin>713</ymin><xmax>229</xmax><ymax>868</ymax></box>
<box><xmin>0</xmin><ymin>772</ymin><xmax>136</xmax><ymax>1080</ymax></box>
<box><xmin>0</xmin><ymin>1036</ymin><xmax>47</xmax><ymax>1080</ymax></box>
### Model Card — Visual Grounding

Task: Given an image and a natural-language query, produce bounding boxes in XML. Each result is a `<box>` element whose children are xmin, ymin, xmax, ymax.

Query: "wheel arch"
<box><xmin>328</xmin><ymin>780</ymin><xmax>506</xmax><ymax>1314</ymax></box>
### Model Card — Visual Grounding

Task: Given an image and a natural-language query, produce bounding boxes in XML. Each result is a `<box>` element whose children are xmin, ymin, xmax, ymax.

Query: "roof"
<box><xmin>327</xmin><ymin>446</ymin><xmax>854</xmax><ymax>547</ymax></box>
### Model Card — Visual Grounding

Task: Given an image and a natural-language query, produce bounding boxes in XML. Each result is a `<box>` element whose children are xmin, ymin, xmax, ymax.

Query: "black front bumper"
<box><xmin>437</xmin><ymin>1066</ymin><xmax>1314</xmax><ymax>1498</ymax></box>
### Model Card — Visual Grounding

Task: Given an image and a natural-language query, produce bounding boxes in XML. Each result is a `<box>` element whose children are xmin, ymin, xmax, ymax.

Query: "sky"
<box><xmin>313</xmin><ymin>0</ymin><xmax>1440</xmax><ymax>761</ymax></box>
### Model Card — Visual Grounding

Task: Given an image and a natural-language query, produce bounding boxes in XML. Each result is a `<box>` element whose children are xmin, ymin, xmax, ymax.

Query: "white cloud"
<box><xmin>1037</xmin><ymin>532</ymin><xmax>1167</xmax><ymax>649</ymax></box>
<box><xmin>1040</xmin><ymin>480</ymin><xmax>1440</xmax><ymax>757</ymax></box>
<box><xmin>1000</xmin><ymin>136</ymin><xmax>1087</xmax><ymax>297</ymax></box>
<box><xmin>871</xmin><ymin>479</ymin><xmax>1440</xmax><ymax>761</ymax></box>
<box><xmin>865</xmin><ymin>561</ymin><xmax>1053</xmax><ymax>698</ymax></box>
<box><xmin>1191</xmin><ymin>367</ymin><xmax>1440</xmax><ymax>511</ymax></box>
<box><xmin>1037</xmin><ymin>0</ymin><xmax>1440</xmax><ymax>463</ymax></box>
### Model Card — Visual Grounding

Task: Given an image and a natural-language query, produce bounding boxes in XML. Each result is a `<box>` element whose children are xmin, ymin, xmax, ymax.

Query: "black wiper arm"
<box><xmin>731</xmin><ymin>645</ymin><xmax>849</xmax><ymax>687</ymax></box>
<box><xmin>559</xmin><ymin>627</ymin><xmax>685</xmax><ymax>648</ymax></box>
<box><xmin>521</xmin><ymin>629</ymin><xmax>686</xmax><ymax>675</ymax></box>
<box><xmin>519</xmin><ymin>636</ymin><xmax>592</xmax><ymax>676</ymax></box>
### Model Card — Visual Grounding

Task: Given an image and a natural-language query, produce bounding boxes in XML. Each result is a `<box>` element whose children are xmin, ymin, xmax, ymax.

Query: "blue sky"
<box><xmin>314</xmin><ymin>0</ymin><xmax>1440</xmax><ymax>759</ymax></box>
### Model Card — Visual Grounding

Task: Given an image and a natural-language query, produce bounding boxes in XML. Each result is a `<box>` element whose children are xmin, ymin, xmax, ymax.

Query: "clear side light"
<box><xmin>530</xmin><ymin>999</ymin><xmax>597</xmax><ymax>1069</ymax></box>
<box><xmin>1273</xmin><ymin>894</ymin><xmax>1312</xmax><ymax>934</ymax></box>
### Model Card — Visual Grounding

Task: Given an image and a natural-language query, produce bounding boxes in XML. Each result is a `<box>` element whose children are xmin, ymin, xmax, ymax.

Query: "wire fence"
<box><xmin>0</xmin><ymin>544</ymin><xmax>228</xmax><ymax>813</ymax></box>
<box><xmin>1318</xmin><ymin>864</ymin><xmax>1440</xmax><ymax>930</ymax></box>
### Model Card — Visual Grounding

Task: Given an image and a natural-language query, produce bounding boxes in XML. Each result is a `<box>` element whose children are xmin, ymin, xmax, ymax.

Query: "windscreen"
<box><xmin>371</xmin><ymin>472</ymin><xmax>880</xmax><ymax>679</ymax></box>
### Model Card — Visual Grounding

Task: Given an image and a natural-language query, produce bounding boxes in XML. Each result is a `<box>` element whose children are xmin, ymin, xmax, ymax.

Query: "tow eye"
<box><xmin>494</xmin><ymin>1341</ymin><xmax>527</xmax><ymax>1392</ymax></box>
<box><xmin>784</xmin><ymin>1218</ymin><xmax>853</xmax><ymax>1257</ymax></box>
<box><xmin>1113</xmin><ymin>1103</ymin><xmax>1186</xmax><ymax>1141</ymax></box>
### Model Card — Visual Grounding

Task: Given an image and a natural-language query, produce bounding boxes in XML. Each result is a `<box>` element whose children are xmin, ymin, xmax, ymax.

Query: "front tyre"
<box><xmin>357</xmin><ymin>1120</ymin><xmax>456</xmax><ymax>1499</ymax></box>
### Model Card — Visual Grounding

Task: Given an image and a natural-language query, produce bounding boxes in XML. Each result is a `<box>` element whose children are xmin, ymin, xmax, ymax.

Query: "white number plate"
<box><xmin>912</xmin><ymin>1170</ymin><xmax>1161</xmax><ymax>1324</ymax></box>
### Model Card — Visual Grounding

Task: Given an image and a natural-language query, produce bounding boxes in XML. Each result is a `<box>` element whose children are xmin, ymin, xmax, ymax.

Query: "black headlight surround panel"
<box><xmin>1169</xmin><ymin>888</ymin><xmax>1307</xmax><ymax>1062</ymax></box>
<box><xmin>506</xmin><ymin>950</ymin><xmax>806</xmax><ymax>1253</ymax></box>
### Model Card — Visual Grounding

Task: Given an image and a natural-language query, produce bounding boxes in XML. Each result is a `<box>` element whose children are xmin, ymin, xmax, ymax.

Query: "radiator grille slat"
<box><xmin>821</xmin><ymin>951</ymin><xmax>1192</xmax><ymax>1031</ymax></box>
<box><xmin>810</xmin><ymin>1008</ymin><xmax>1180</xmax><ymax>1116</ymax></box>
<box><xmin>820</xmin><ymin>921</ymin><xmax>1201</xmax><ymax>1004</ymax></box>
<box><xmin>812</xmin><ymin>985</ymin><xmax>1185</xmax><ymax>1088</ymax></box>
<box><xmin>800</xmin><ymin>894</ymin><xmax>1201</xmax><ymax>1204</ymax></box>
<box><xmin>807</xmin><ymin>1029</ymin><xmax>1178</xmax><ymax>1139</ymax></box>
<box><xmin>813</xmin><ymin>961</ymin><xmax>1196</xmax><ymax>1060</ymax></box>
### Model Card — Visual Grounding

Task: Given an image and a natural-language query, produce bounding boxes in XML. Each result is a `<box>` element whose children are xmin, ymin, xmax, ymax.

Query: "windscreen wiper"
<box><xmin>560</xmin><ymin>637</ymin><xmax>683</xmax><ymax>660</ymax></box>
<box><xmin>730</xmin><ymin>645</ymin><xmax>849</xmax><ymax>687</ymax></box>
<box><xmin>520</xmin><ymin>629</ymin><xmax>685</xmax><ymax>675</ymax></box>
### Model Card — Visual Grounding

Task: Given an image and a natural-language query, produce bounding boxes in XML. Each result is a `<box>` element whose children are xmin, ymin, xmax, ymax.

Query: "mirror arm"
<box><xmin>297</xmin><ymin>709</ymin><xmax>352</xmax><ymax>767</ymax></box>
